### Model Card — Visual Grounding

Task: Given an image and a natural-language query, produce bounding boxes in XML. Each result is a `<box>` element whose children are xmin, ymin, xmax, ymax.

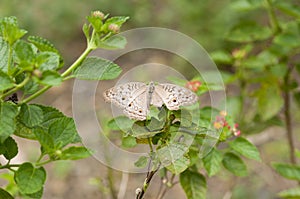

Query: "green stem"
<box><xmin>265</xmin><ymin>0</ymin><xmax>281</xmax><ymax>33</ymax></box>
<box><xmin>21</xmin><ymin>47</ymin><xmax>92</xmax><ymax>104</ymax></box>
<box><xmin>21</xmin><ymin>85</ymin><xmax>51</xmax><ymax>104</ymax></box>
<box><xmin>61</xmin><ymin>47</ymin><xmax>92</xmax><ymax>78</ymax></box>
<box><xmin>1</xmin><ymin>74</ymin><xmax>31</xmax><ymax>99</ymax></box>
<box><xmin>35</xmin><ymin>159</ymin><xmax>51</xmax><ymax>167</ymax></box>
<box><xmin>148</xmin><ymin>137</ymin><xmax>153</xmax><ymax>152</ymax></box>
<box><xmin>0</xmin><ymin>164</ymin><xmax>20</xmax><ymax>170</ymax></box>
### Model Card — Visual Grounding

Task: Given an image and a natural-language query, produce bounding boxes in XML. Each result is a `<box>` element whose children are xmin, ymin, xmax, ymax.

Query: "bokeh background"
<box><xmin>1</xmin><ymin>0</ymin><xmax>299</xmax><ymax>198</ymax></box>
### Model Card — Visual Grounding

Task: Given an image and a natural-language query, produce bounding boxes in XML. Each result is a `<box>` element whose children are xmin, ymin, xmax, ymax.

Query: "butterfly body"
<box><xmin>103</xmin><ymin>82</ymin><xmax>198</xmax><ymax>120</ymax></box>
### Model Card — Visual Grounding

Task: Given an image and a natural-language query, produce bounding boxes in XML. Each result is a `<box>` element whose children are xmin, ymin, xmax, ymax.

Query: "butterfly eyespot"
<box><xmin>128</xmin><ymin>103</ymin><xmax>132</xmax><ymax>107</ymax></box>
<box><xmin>138</xmin><ymin>110</ymin><xmax>142</xmax><ymax>113</ymax></box>
<box><xmin>172</xmin><ymin>98</ymin><xmax>177</xmax><ymax>103</ymax></box>
<box><xmin>122</xmin><ymin>97</ymin><xmax>126</xmax><ymax>100</ymax></box>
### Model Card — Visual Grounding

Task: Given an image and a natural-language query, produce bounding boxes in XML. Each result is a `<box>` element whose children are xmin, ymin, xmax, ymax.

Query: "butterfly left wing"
<box><xmin>103</xmin><ymin>82</ymin><xmax>149</xmax><ymax>120</ymax></box>
<box><xmin>103</xmin><ymin>82</ymin><xmax>146</xmax><ymax>108</ymax></box>
<box><xmin>123</xmin><ymin>90</ymin><xmax>149</xmax><ymax>120</ymax></box>
<box><xmin>154</xmin><ymin>83</ymin><xmax>198</xmax><ymax>110</ymax></box>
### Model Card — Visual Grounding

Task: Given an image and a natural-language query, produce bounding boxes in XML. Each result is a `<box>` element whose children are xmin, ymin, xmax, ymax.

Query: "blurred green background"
<box><xmin>1</xmin><ymin>0</ymin><xmax>298</xmax><ymax>199</ymax></box>
<box><xmin>0</xmin><ymin>0</ymin><xmax>253</xmax><ymax>64</ymax></box>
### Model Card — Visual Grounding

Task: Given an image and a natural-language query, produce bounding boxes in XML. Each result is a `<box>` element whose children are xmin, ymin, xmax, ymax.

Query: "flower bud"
<box><xmin>108</xmin><ymin>23</ymin><xmax>120</xmax><ymax>33</ymax></box>
<box><xmin>92</xmin><ymin>11</ymin><xmax>105</xmax><ymax>20</ymax></box>
<box><xmin>232</xmin><ymin>48</ymin><xmax>246</xmax><ymax>59</ymax></box>
<box><xmin>33</xmin><ymin>69</ymin><xmax>42</xmax><ymax>78</ymax></box>
<box><xmin>185</xmin><ymin>80</ymin><xmax>201</xmax><ymax>92</ymax></box>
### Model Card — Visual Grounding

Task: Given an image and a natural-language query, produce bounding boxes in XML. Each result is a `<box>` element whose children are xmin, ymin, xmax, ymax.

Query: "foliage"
<box><xmin>0</xmin><ymin>12</ymin><xmax>128</xmax><ymax>198</ymax></box>
<box><xmin>210</xmin><ymin>0</ymin><xmax>300</xmax><ymax>198</ymax></box>
<box><xmin>107</xmin><ymin>79</ymin><xmax>260</xmax><ymax>198</ymax></box>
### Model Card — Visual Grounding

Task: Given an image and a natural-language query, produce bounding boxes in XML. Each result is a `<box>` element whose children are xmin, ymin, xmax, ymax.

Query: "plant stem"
<box><xmin>21</xmin><ymin>85</ymin><xmax>51</xmax><ymax>104</ymax></box>
<box><xmin>283</xmin><ymin>65</ymin><xmax>296</xmax><ymax>164</ymax></box>
<box><xmin>61</xmin><ymin>47</ymin><xmax>92</xmax><ymax>78</ymax></box>
<box><xmin>21</xmin><ymin>47</ymin><xmax>92</xmax><ymax>104</ymax></box>
<box><xmin>0</xmin><ymin>164</ymin><xmax>20</xmax><ymax>170</ymax></box>
<box><xmin>136</xmin><ymin>167</ymin><xmax>160</xmax><ymax>199</ymax></box>
<box><xmin>1</xmin><ymin>74</ymin><xmax>31</xmax><ymax>99</ymax></box>
<box><xmin>265</xmin><ymin>0</ymin><xmax>281</xmax><ymax>33</ymax></box>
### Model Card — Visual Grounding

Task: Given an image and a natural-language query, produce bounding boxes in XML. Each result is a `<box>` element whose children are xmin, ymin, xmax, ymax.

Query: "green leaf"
<box><xmin>0</xmin><ymin>70</ymin><xmax>14</xmax><ymax>91</ymax></box>
<box><xmin>270</xmin><ymin>64</ymin><xmax>288</xmax><ymax>78</ymax></box>
<box><xmin>24</xmin><ymin>188</ymin><xmax>43</xmax><ymax>199</ymax></box>
<box><xmin>278</xmin><ymin>187</ymin><xmax>300</xmax><ymax>199</ymax></box>
<box><xmin>230</xmin><ymin>0</ymin><xmax>262</xmax><ymax>11</ymax></box>
<box><xmin>106</xmin><ymin>16</ymin><xmax>130</xmax><ymax>26</ymax></box>
<box><xmin>222</xmin><ymin>152</ymin><xmax>248</xmax><ymax>176</ymax></box>
<box><xmin>28</xmin><ymin>36</ymin><xmax>59</xmax><ymax>53</ymax></box>
<box><xmin>15</xmin><ymin>105</ymin><xmax>65</xmax><ymax>140</ymax></box>
<box><xmin>157</xmin><ymin>143</ymin><xmax>189</xmax><ymax>174</ymax></box>
<box><xmin>202</xmin><ymin>148</ymin><xmax>222</xmax><ymax>177</ymax></box>
<box><xmin>33</xmin><ymin>127</ymin><xmax>54</xmax><ymax>153</ymax></box>
<box><xmin>87</xmin><ymin>15</ymin><xmax>103</xmax><ymax>32</ymax></box>
<box><xmin>39</xmin><ymin>70</ymin><xmax>62</xmax><ymax>86</ymax></box>
<box><xmin>274</xmin><ymin>1</ymin><xmax>300</xmax><ymax>18</ymax></box>
<box><xmin>0</xmin><ymin>187</ymin><xmax>14</xmax><ymax>199</ymax></box>
<box><xmin>107</xmin><ymin>116</ymin><xmax>134</xmax><ymax>131</ymax></box>
<box><xmin>257</xmin><ymin>84</ymin><xmax>283</xmax><ymax>121</ymax></box>
<box><xmin>37</xmin><ymin>105</ymin><xmax>65</xmax><ymax>127</ymax></box>
<box><xmin>122</xmin><ymin>135</ymin><xmax>137</xmax><ymax>148</ymax></box>
<box><xmin>134</xmin><ymin>156</ymin><xmax>148</xmax><ymax>168</ymax></box>
<box><xmin>14</xmin><ymin>120</ymin><xmax>36</xmax><ymax>140</ymax></box>
<box><xmin>72</xmin><ymin>56</ymin><xmax>122</xmax><ymax>80</ymax></box>
<box><xmin>48</xmin><ymin>117</ymin><xmax>79</xmax><ymax>149</ymax></box>
<box><xmin>229</xmin><ymin>137</ymin><xmax>261</xmax><ymax>161</ymax></box>
<box><xmin>36</xmin><ymin>52</ymin><xmax>60</xmax><ymax>71</ymax></box>
<box><xmin>0</xmin><ymin>137</ymin><xmax>18</xmax><ymax>160</ymax></box>
<box><xmin>180</xmin><ymin>169</ymin><xmax>206</xmax><ymax>199</ymax></box>
<box><xmin>82</xmin><ymin>23</ymin><xmax>90</xmax><ymax>41</ymax></box>
<box><xmin>131</xmin><ymin>123</ymin><xmax>154</xmax><ymax>138</ymax></box>
<box><xmin>0</xmin><ymin>37</ymin><xmax>9</xmax><ymax>72</ymax></box>
<box><xmin>60</xmin><ymin>146</ymin><xmax>91</xmax><ymax>160</ymax></box>
<box><xmin>0</xmin><ymin>16</ymin><xmax>27</xmax><ymax>45</ymax></box>
<box><xmin>272</xmin><ymin>163</ymin><xmax>300</xmax><ymax>181</ymax></box>
<box><xmin>98</xmin><ymin>35</ymin><xmax>127</xmax><ymax>49</ymax></box>
<box><xmin>224</xmin><ymin>96</ymin><xmax>242</xmax><ymax>120</ymax></box>
<box><xmin>14</xmin><ymin>40</ymin><xmax>36</xmax><ymax>64</ymax></box>
<box><xmin>166</xmin><ymin>156</ymin><xmax>190</xmax><ymax>175</ymax></box>
<box><xmin>19</xmin><ymin>104</ymin><xmax>44</xmax><ymax>128</ymax></box>
<box><xmin>0</xmin><ymin>102</ymin><xmax>19</xmax><ymax>142</ymax></box>
<box><xmin>274</xmin><ymin>32</ymin><xmax>300</xmax><ymax>49</ymax></box>
<box><xmin>210</xmin><ymin>50</ymin><xmax>233</xmax><ymax>64</ymax></box>
<box><xmin>22</xmin><ymin>78</ymin><xmax>40</xmax><ymax>95</ymax></box>
<box><xmin>226</xmin><ymin>21</ymin><xmax>272</xmax><ymax>42</ymax></box>
<box><xmin>294</xmin><ymin>92</ymin><xmax>300</xmax><ymax>109</ymax></box>
<box><xmin>15</xmin><ymin>162</ymin><xmax>46</xmax><ymax>194</ymax></box>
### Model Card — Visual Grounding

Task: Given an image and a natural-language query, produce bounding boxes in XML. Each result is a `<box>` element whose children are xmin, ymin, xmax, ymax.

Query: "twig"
<box><xmin>283</xmin><ymin>65</ymin><xmax>296</xmax><ymax>164</ymax></box>
<box><xmin>135</xmin><ymin>165</ymin><xmax>160</xmax><ymax>199</ymax></box>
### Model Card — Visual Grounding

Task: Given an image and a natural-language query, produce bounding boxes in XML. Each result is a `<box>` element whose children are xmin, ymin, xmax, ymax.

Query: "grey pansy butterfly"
<box><xmin>103</xmin><ymin>81</ymin><xmax>198</xmax><ymax>120</ymax></box>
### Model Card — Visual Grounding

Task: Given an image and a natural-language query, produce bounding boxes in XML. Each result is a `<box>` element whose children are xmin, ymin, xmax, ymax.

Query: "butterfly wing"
<box><xmin>154</xmin><ymin>83</ymin><xmax>198</xmax><ymax>110</ymax></box>
<box><xmin>123</xmin><ymin>90</ymin><xmax>148</xmax><ymax>120</ymax></box>
<box><xmin>103</xmin><ymin>82</ymin><xmax>148</xmax><ymax>120</ymax></box>
<box><xmin>103</xmin><ymin>82</ymin><xmax>146</xmax><ymax>107</ymax></box>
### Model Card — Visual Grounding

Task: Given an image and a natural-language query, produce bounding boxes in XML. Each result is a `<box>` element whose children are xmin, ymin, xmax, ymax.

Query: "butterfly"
<box><xmin>103</xmin><ymin>82</ymin><xmax>198</xmax><ymax>120</ymax></box>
